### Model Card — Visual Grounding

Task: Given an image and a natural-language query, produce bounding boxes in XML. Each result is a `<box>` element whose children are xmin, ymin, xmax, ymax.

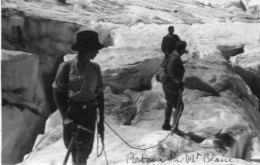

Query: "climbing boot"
<box><xmin>162</xmin><ymin>105</ymin><xmax>173</xmax><ymax>130</ymax></box>
<box><xmin>72</xmin><ymin>160</ymin><xmax>86</xmax><ymax>165</ymax></box>
<box><xmin>162</xmin><ymin>103</ymin><xmax>172</xmax><ymax>131</ymax></box>
<box><xmin>162</xmin><ymin>122</ymin><xmax>171</xmax><ymax>130</ymax></box>
<box><xmin>171</xmin><ymin>124</ymin><xmax>180</xmax><ymax>133</ymax></box>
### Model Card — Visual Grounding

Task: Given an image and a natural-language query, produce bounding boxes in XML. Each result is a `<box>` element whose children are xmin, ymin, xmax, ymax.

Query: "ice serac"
<box><xmin>2</xmin><ymin>11</ymin><xmax>87</xmax><ymax>112</ymax></box>
<box><xmin>230</xmin><ymin>45</ymin><xmax>260</xmax><ymax>105</ymax></box>
<box><xmin>195</xmin><ymin>0</ymin><xmax>245</xmax><ymax>9</ymax></box>
<box><xmin>1</xmin><ymin>50</ymin><xmax>49</xmax><ymax>164</ymax></box>
<box><xmin>182</xmin><ymin>54</ymin><xmax>260</xmax><ymax>159</ymax></box>
<box><xmin>97</xmin><ymin>48</ymin><xmax>162</xmax><ymax>92</ymax></box>
<box><xmin>1</xmin><ymin>3</ymin><xmax>113</xmax><ymax>112</ymax></box>
<box><xmin>242</xmin><ymin>0</ymin><xmax>260</xmax><ymax>16</ymax></box>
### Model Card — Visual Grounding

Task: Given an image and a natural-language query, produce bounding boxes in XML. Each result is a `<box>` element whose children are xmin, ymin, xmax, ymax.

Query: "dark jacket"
<box><xmin>161</xmin><ymin>34</ymin><xmax>180</xmax><ymax>56</ymax></box>
<box><xmin>164</xmin><ymin>51</ymin><xmax>185</xmax><ymax>84</ymax></box>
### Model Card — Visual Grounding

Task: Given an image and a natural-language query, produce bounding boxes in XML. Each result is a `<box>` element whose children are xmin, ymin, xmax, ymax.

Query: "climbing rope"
<box><xmin>96</xmin><ymin>120</ymin><xmax>109</xmax><ymax>165</ymax></box>
<box><xmin>103</xmin><ymin>121</ymin><xmax>172</xmax><ymax>150</ymax></box>
<box><xmin>97</xmin><ymin>88</ymin><xmax>184</xmax><ymax>164</ymax></box>
<box><xmin>100</xmin><ymin>87</ymin><xmax>184</xmax><ymax>153</ymax></box>
<box><xmin>96</xmin><ymin>121</ymin><xmax>171</xmax><ymax>165</ymax></box>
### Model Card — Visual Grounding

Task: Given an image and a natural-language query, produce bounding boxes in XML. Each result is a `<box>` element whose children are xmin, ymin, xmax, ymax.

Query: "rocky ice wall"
<box><xmin>1</xmin><ymin>11</ymin><xmax>94</xmax><ymax>164</ymax></box>
<box><xmin>242</xmin><ymin>0</ymin><xmax>260</xmax><ymax>16</ymax></box>
<box><xmin>2</xmin><ymin>14</ymin><xmax>98</xmax><ymax>113</ymax></box>
<box><xmin>2</xmin><ymin>50</ymin><xmax>49</xmax><ymax>164</ymax></box>
<box><xmin>230</xmin><ymin>45</ymin><xmax>260</xmax><ymax>106</ymax></box>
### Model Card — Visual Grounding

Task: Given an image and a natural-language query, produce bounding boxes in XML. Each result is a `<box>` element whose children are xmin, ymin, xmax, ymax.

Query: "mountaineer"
<box><xmin>161</xmin><ymin>26</ymin><xmax>181</xmax><ymax>58</ymax></box>
<box><xmin>161</xmin><ymin>41</ymin><xmax>187</xmax><ymax>131</ymax></box>
<box><xmin>52</xmin><ymin>30</ymin><xmax>105</xmax><ymax>165</ymax></box>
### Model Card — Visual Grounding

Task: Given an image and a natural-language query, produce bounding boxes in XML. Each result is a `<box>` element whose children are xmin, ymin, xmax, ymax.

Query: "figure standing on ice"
<box><xmin>161</xmin><ymin>26</ymin><xmax>181</xmax><ymax>58</ymax></box>
<box><xmin>52</xmin><ymin>30</ymin><xmax>105</xmax><ymax>165</ymax></box>
<box><xmin>161</xmin><ymin>41</ymin><xmax>187</xmax><ymax>131</ymax></box>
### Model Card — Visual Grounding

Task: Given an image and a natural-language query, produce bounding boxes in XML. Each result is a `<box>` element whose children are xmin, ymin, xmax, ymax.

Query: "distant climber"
<box><xmin>52</xmin><ymin>30</ymin><xmax>105</xmax><ymax>165</ymax></box>
<box><xmin>11</xmin><ymin>25</ymin><xmax>25</xmax><ymax>48</ymax></box>
<box><xmin>57</xmin><ymin>0</ymin><xmax>66</xmax><ymax>5</ymax></box>
<box><xmin>161</xmin><ymin>41</ymin><xmax>187</xmax><ymax>131</ymax></box>
<box><xmin>161</xmin><ymin>26</ymin><xmax>181</xmax><ymax>57</ymax></box>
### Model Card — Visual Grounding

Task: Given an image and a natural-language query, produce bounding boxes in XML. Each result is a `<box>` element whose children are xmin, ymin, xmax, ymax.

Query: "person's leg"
<box><xmin>163</xmin><ymin>81</ymin><xmax>182</xmax><ymax>131</ymax></box>
<box><xmin>162</xmin><ymin>102</ymin><xmax>173</xmax><ymax>130</ymax></box>
<box><xmin>75</xmin><ymin>111</ymin><xmax>97</xmax><ymax>165</ymax></box>
<box><xmin>162</xmin><ymin>82</ymin><xmax>176</xmax><ymax>130</ymax></box>
<box><xmin>63</xmin><ymin>124</ymin><xmax>79</xmax><ymax>165</ymax></box>
<box><xmin>75</xmin><ymin>132</ymin><xmax>95</xmax><ymax>165</ymax></box>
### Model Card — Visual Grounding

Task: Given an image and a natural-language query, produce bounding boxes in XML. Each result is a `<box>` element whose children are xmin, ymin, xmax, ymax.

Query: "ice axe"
<box><xmin>63</xmin><ymin>126</ymin><xmax>93</xmax><ymax>165</ymax></box>
<box><xmin>63</xmin><ymin>135</ymin><xmax>76</xmax><ymax>165</ymax></box>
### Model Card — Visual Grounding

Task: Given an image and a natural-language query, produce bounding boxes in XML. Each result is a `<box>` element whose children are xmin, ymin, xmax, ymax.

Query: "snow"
<box><xmin>1</xmin><ymin>0</ymin><xmax>260</xmax><ymax>165</ymax></box>
<box><xmin>195</xmin><ymin>0</ymin><xmax>242</xmax><ymax>8</ymax></box>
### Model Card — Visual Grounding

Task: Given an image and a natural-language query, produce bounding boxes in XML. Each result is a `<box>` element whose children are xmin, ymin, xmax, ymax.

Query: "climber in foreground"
<box><xmin>161</xmin><ymin>41</ymin><xmax>187</xmax><ymax>131</ymax></box>
<box><xmin>52</xmin><ymin>30</ymin><xmax>105</xmax><ymax>165</ymax></box>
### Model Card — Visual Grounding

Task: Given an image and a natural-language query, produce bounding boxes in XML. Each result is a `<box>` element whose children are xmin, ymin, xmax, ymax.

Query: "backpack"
<box><xmin>155</xmin><ymin>58</ymin><xmax>169</xmax><ymax>83</ymax></box>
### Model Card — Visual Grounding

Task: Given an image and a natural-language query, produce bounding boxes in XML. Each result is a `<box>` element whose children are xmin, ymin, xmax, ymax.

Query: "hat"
<box><xmin>71</xmin><ymin>30</ymin><xmax>104</xmax><ymax>51</ymax></box>
<box><xmin>176</xmin><ymin>41</ymin><xmax>188</xmax><ymax>53</ymax></box>
<box><xmin>168</xmin><ymin>26</ymin><xmax>174</xmax><ymax>30</ymax></box>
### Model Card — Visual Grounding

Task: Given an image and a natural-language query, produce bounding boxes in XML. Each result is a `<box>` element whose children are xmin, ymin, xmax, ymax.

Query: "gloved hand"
<box><xmin>98</xmin><ymin>121</ymin><xmax>104</xmax><ymax>139</ymax></box>
<box><xmin>155</xmin><ymin>72</ymin><xmax>168</xmax><ymax>83</ymax></box>
<box><xmin>161</xmin><ymin>74</ymin><xmax>168</xmax><ymax>83</ymax></box>
<box><xmin>63</xmin><ymin>118</ymin><xmax>78</xmax><ymax>135</ymax></box>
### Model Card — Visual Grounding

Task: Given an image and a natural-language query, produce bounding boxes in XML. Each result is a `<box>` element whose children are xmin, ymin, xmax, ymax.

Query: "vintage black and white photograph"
<box><xmin>1</xmin><ymin>0</ymin><xmax>260</xmax><ymax>165</ymax></box>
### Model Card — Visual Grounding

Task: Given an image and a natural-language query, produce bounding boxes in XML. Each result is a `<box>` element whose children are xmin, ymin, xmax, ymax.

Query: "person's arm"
<box><xmin>175</xmin><ymin>35</ymin><xmax>181</xmax><ymax>42</ymax></box>
<box><xmin>92</xmin><ymin>62</ymin><xmax>105</xmax><ymax>121</ymax></box>
<box><xmin>175</xmin><ymin>58</ymin><xmax>185</xmax><ymax>82</ymax></box>
<box><xmin>97</xmin><ymin>92</ymin><xmax>104</xmax><ymax>122</ymax></box>
<box><xmin>97</xmin><ymin>64</ymin><xmax>105</xmax><ymax>123</ymax></box>
<box><xmin>52</xmin><ymin>62</ymin><xmax>70</xmax><ymax>118</ymax></box>
<box><xmin>93</xmin><ymin>62</ymin><xmax>105</xmax><ymax>138</ymax></box>
<box><xmin>161</xmin><ymin>36</ymin><xmax>168</xmax><ymax>55</ymax></box>
<box><xmin>53</xmin><ymin>90</ymin><xmax>68</xmax><ymax>118</ymax></box>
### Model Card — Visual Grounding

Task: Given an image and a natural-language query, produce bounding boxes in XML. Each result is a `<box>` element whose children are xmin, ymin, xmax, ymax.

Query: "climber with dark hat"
<box><xmin>52</xmin><ymin>30</ymin><xmax>105</xmax><ymax>165</ymax></box>
<box><xmin>161</xmin><ymin>41</ymin><xmax>187</xmax><ymax>131</ymax></box>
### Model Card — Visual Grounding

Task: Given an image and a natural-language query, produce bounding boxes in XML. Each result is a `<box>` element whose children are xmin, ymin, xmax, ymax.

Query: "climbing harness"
<box><xmin>77</xmin><ymin>125</ymin><xmax>94</xmax><ymax>134</ymax></box>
